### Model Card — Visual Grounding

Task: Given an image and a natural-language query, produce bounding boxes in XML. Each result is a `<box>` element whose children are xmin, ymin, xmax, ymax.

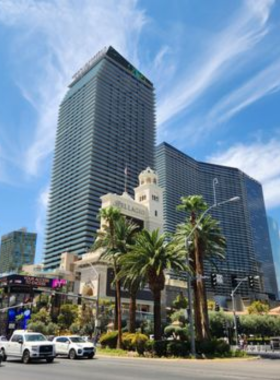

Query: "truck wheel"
<box><xmin>69</xmin><ymin>349</ymin><xmax>76</xmax><ymax>360</ymax></box>
<box><xmin>1</xmin><ymin>349</ymin><xmax>7</xmax><ymax>362</ymax></box>
<box><xmin>22</xmin><ymin>350</ymin><xmax>31</xmax><ymax>364</ymax></box>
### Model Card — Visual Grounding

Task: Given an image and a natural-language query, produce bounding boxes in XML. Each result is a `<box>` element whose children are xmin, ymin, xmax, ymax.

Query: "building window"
<box><xmin>140</xmin><ymin>194</ymin><xmax>147</xmax><ymax>202</ymax></box>
<box><xmin>152</xmin><ymin>195</ymin><xmax>159</xmax><ymax>202</ymax></box>
<box><xmin>155</xmin><ymin>210</ymin><xmax>158</xmax><ymax>217</ymax></box>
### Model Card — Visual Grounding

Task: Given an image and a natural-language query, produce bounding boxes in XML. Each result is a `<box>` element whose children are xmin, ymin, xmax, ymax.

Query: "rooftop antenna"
<box><xmin>124</xmin><ymin>164</ymin><xmax>128</xmax><ymax>193</ymax></box>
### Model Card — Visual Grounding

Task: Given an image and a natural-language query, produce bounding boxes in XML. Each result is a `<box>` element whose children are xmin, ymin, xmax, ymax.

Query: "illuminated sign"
<box><xmin>70</xmin><ymin>46</ymin><xmax>107</xmax><ymax>86</ymax></box>
<box><xmin>0</xmin><ymin>275</ymin><xmax>67</xmax><ymax>289</ymax></box>
<box><xmin>52</xmin><ymin>279</ymin><xmax>67</xmax><ymax>288</ymax></box>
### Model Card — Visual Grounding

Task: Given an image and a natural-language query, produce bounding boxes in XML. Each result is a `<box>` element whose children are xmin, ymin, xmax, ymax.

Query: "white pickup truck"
<box><xmin>0</xmin><ymin>330</ymin><xmax>56</xmax><ymax>364</ymax></box>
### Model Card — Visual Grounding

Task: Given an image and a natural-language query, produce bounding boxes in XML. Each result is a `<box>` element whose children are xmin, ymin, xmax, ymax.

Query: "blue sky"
<box><xmin>0</xmin><ymin>0</ymin><xmax>280</xmax><ymax>263</ymax></box>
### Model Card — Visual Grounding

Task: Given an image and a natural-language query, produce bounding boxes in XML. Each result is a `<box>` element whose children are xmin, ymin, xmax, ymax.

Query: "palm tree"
<box><xmin>117</xmin><ymin>266</ymin><xmax>145</xmax><ymax>333</ymax></box>
<box><xmin>122</xmin><ymin>229</ymin><xmax>187</xmax><ymax>340</ymax></box>
<box><xmin>94</xmin><ymin>206</ymin><xmax>138</xmax><ymax>348</ymax></box>
<box><xmin>175</xmin><ymin>195</ymin><xmax>226</xmax><ymax>341</ymax></box>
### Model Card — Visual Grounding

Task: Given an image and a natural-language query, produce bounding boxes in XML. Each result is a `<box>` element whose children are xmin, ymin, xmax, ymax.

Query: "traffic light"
<box><xmin>211</xmin><ymin>273</ymin><xmax>217</xmax><ymax>287</ymax></box>
<box><xmin>248</xmin><ymin>275</ymin><xmax>254</xmax><ymax>288</ymax></box>
<box><xmin>77</xmin><ymin>294</ymin><xmax>82</xmax><ymax>305</ymax></box>
<box><xmin>231</xmin><ymin>275</ymin><xmax>238</xmax><ymax>288</ymax></box>
<box><xmin>235</xmin><ymin>315</ymin><xmax>241</xmax><ymax>329</ymax></box>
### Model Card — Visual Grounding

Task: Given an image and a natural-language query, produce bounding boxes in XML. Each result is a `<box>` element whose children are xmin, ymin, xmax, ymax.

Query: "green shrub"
<box><xmin>153</xmin><ymin>340</ymin><xmax>168</xmax><ymax>357</ymax></box>
<box><xmin>144</xmin><ymin>339</ymin><xmax>154</xmax><ymax>353</ymax></box>
<box><xmin>45</xmin><ymin>322</ymin><xmax>59</xmax><ymax>335</ymax></box>
<box><xmin>27</xmin><ymin>321</ymin><xmax>47</xmax><ymax>334</ymax></box>
<box><xmin>122</xmin><ymin>333</ymin><xmax>148</xmax><ymax>355</ymax></box>
<box><xmin>99</xmin><ymin>331</ymin><xmax>118</xmax><ymax>348</ymax></box>
<box><xmin>166</xmin><ymin>341</ymin><xmax>190</xmax><ymax>357</ymax></box>
<box><xmin>164</xmin><ymin>325</ymin><xmax>189</xmax><ymax>341</ymax></box>
<box><xmin>196</xmin><ymin>339</ymin><xmax>230</xmax><ymax>357</ymax></box>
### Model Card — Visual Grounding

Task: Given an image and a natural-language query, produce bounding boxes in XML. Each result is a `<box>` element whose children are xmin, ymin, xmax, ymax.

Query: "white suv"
<box><xmin>53</xmin><ymin>336</ymin><xmax>95</xmax><ymax>359</ymax></box>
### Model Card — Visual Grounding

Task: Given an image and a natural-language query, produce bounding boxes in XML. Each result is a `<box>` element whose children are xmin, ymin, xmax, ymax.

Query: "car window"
<box><xmin>57</xmin><ymin>337</ymin><xmax>69</xmax><ymax>343</ymax></box>
<box><xmin>70</xmin><ymin>337</ymin><xmax>86</xmax><ymax>343</ymax></box>
<box><xmin>25</xmin><ymin>334</ymin><xmax>47</xmax><ymax>342</ymax></box>
<box><xmin>11</xmin><ymin>334</ymin><xmax>20</xmax><ymax>342</ymax></box>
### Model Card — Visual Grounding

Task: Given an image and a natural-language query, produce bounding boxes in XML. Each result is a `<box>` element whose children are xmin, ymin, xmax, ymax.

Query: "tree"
<box><xmin>122</xmin><ymin>229</ymin><xmax>187</xmax><ymax>340</ymax></box>
<box><xmin>174</xmin><ymin>195</ymin><xmax>226</xmax><ymax>341</ymax></box>
<box><xmin>172</xmin><ymin>292</ymin><xmax>188</xmax><ymax>310</ymax></box>
<box><xmin>247</xmin><ymin>300</ymin><xmax>269</xmax><ymax>315</ymax></box>
<box><xmin>58</xmin><ymin>304</ymin><xmax>78</xmax><ymax>330</ymax></box>
<box><xmin>94</xmin><ymin>206</ymin><xmax>139</xmax><ymax>348</ymax></box>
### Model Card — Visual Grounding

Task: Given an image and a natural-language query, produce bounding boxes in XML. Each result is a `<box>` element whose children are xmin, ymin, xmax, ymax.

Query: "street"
<box><xmin>0</xmin><ymin>355</ymin><xmax>279</xmax><ymax>380</ymax></box>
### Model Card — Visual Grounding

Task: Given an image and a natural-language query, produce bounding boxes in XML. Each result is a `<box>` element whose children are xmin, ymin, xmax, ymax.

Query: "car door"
<box><xmin>54</xmin><ymin>337</ymin><xmax>64</xmax><ymax>355</ymax></box>
<box><xmin>8</xmin><ymin>334</ymin><xmax>23</xmax><ymax>356</ymax></box>
<box><xmin>60</xmin><ymin>337</ymin><xmax>70</xmax><ymax>355</ymax></box>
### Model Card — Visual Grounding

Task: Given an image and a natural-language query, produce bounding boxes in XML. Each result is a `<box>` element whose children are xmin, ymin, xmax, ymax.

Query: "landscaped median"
<box><xmin>97</xmin><ymin>331</ymin><xmax>249</xmax><ymax>359</ymax></box>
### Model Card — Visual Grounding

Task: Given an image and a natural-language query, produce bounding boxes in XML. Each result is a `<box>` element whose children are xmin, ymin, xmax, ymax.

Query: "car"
<box><xmin>0</xmin><ymin>336</ymin><xmax>7</xmax><ymax>342</ymax></box>
<box><xmin>270</xmin><ymin>337</ymin><xmax>280</xmax><ymax>350</ymax></box>
<box><xmin>53</xmin><ymin>335</ymin><xmax>95</xmax><ymax>359</ymax></box>
<box><xmin>0</xmin><ymin>330</ymin><xmax>56</xmax><ymax>364</ymax></box>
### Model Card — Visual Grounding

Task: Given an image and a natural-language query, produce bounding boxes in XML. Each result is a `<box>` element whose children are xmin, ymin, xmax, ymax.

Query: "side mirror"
<box><xmin>18</xmin><ymin>339</ymin><xmax>23</xmax><ymax>344</ymax></box>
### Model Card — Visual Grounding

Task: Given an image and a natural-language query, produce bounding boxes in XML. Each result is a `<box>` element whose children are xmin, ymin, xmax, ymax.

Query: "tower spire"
<box><xmin>124</xmin><ymin>164</ymin><xmax>128</xmax><ymax>193</ymax></box>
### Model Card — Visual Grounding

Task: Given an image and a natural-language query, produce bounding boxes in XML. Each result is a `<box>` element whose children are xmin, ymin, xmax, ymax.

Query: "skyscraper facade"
<box><xmin>44</xmin><ymin>47</ymin><xmax>155</xmax><ymax>270</ymax></box>
<box><xmin>0</xmin><ymin>228</ymin><xmax>36</xmax><ymax>274</ymax></box>
<box><xmin>267</xmin><ymin>217</ymin><xmax>280</xmax><ymax>298</ymax></box>
<box><xmin>156</xmin><ymin>142</ymin><xmax>278</xmax><ymax>300</ymax></box>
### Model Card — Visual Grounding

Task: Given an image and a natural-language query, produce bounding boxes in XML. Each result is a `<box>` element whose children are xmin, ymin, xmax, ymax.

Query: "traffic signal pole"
<box><xmin>231</xmin><ymin>277</ymin><xmax>247</xmax><ymax>346</ymax></box>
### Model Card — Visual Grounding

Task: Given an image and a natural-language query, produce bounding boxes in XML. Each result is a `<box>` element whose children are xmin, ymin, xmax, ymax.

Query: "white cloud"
<box><xmin>0</xmin><ymin>0</ymin><xmax>147</xmax><ymax>176</ymax></box>
<box><xmin>154</xmin><ymin>46</ymin><xmax>170</xmax><ymax>69</ymax></box>
<box><xmin>157</xmin><ymin>0</ymin><xmax>274</xmax><ymax>128</ymax></box>
<box><xmin>206</xmin><ymin>59</ymin><xmax>280</xmax><ymax>128</ymax></box>
<box><xmin>35</xmin><ymin>186</ymin><xmax>50</xmax><ymax>236</ymax></box>
<box><xmin>208</xmin><ymin>139</ymin><xmax>280</xmax><ymax>208</ymax></box>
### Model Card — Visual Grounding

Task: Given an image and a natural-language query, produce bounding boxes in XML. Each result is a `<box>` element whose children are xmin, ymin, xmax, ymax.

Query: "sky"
<box><xmin>0</xmin><ymin>0</ymin><xmax>280</xmax><ymax>263</ymax></box>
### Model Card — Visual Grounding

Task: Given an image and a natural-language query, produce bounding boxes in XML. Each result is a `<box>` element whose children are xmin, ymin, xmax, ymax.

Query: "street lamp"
<box><xmin>88</xmin><ymin>262</ymin><xmax>101</xmax><ymax>339</ymax></box>
<box><xmin>231</xmin><ymin>275</ymin><xmax>259</xmax><ymax>346</ymax></box>
<box><xmin>185</xmin><ymin>194</ymin><xmax>240</xmax><ymax>356</ymax></box>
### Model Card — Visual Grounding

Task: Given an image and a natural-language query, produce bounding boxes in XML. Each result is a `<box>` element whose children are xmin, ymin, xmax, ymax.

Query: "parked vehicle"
<box><xmin>0</xmin><ymin>336</ymin><xmax>7</xmax><ymax>342</ymax></box>
<box><xmin>0</xmin><ymin>330</ymin><xmax>56</xmax><ymax>364</ymax></box>
<box><xmin>53</xmin><ymin>335</ymin><xmax>95</xmax><ymax>359</ymax></box>
<box><xmin>270</xmin><ymin>337</ymin><xmax>280</xmax><ymax>350</ymax></box>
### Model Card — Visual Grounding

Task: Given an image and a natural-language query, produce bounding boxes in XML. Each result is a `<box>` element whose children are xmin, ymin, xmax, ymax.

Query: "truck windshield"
<box><xmin>70</xmin><ymin>337</ymin><xmax>86</xmax><ymax>343</ymax></box>
<box><xmin>25</xmin><ymin>334</ymin><xmax>47</xmax><ymax>342</ymax></box>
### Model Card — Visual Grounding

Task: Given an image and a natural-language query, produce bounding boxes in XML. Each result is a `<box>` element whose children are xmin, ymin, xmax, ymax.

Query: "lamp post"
<box><xmin>185</xmin><ymin>195</ymin><xmax>240</xmax><ymax>356</ymax></box>
<box><xmin>231</xmin><ymin>275</ymin><xmax>259</xmax><ymax>346</ymax></box>
<box><xmin>88</xmin><ymin>262</ymin><xmax>101</xmax><ymax>339</ymax></box>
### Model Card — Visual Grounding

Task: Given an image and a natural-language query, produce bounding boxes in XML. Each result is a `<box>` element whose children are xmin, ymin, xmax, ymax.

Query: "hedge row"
<box><xmin>99</xmin><ymin>331</ymin><xmax>231</xmax><ymax>358</ymax></box>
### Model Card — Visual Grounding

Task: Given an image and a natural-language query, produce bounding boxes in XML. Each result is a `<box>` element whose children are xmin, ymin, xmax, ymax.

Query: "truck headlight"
<box><xmin>31</xmin><ymin>346</ymin><xmax>39</xmax><ymax>351</ymax></box>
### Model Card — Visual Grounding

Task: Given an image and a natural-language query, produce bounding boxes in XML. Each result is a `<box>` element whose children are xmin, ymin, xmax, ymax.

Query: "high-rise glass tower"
<box><xmin>267</xmin><ymin>217</ymin><xmax>280</xmax><ymax>299</ymax></box>
<box><xmin>0</xmin><ymin>228</ymin><xmax>36</xmax><ymax>274</ymax></box>
<box><xmin>156</xmin><ymin>142</ymin><xmax>278</xmax><ymax>300</ymax></box>
<box><xmin>44</xmin><ymin>47</ymin><xmax>155</xmax><ymax>270</ymax></box>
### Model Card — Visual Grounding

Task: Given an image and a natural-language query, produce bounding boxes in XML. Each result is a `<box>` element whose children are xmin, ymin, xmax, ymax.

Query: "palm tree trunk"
<box><xmin>115</xmin><ymin>278</ymin><xmax>122</xmax><ymax>349</ymax></box>
<box><xmin>129</xmin><ymin>293</ymin><xmax>136</xmax><ymax>333</ymax></box>
<box><xmin>114</xmin><ymin>293</ymin><xmax>118</xmax><ymax>330</ymax></box>
<box><xmin>153</xmin><ymin>288</ymin><xmax>162</xmax><ymax>341</ymax></box>
<box><xmin>193</xmin><ymin>235</ymin><xmax>210</xmax><ymax>341</ymax></box>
